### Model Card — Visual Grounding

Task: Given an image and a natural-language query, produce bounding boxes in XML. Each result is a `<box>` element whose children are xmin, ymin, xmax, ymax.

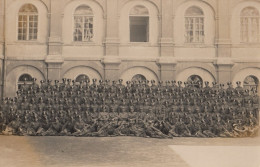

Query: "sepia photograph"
<box><xmin>0</xmin><ymin>0</ymin><xmax>259</xmax><ymax>167</ymax></box>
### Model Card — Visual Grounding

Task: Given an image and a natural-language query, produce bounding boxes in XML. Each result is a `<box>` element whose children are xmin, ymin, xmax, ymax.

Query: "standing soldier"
<box><xmin>235</xmin><ymin>81</ymin><xmax>244</xmax><ymax>94</ymax></box>
<box><xmin>226</xmin><ymin>82</ymin><xmax>235</xmax><ymax>96</ymax></box>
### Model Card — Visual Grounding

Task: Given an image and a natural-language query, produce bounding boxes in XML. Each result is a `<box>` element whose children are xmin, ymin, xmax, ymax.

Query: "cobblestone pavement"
<box><xmin>0</xmin><ymin>136</ymin><xmax>259</xmax><ymax>167</ymax></box>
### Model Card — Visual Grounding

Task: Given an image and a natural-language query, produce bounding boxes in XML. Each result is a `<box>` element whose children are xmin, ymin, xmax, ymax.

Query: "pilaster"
<box><xmin>157</xmin><ymin>57</ymin><xmax>177</xmax><ymax>81</ymax></box>
<box><xmin>0</xmin><ymin>0</ymin><xmax>4</xmax><ymax>99</ymax></box>
<box><xmin>45</xmin><ymin>0</ymin><xmax>64</xmax><ymax>80</ymax></box>
<box><xmin>102</xmin><ymin>57</ymin><xmax>121</xmax><ymax>81</ymax></box>
<box><xmin>216</xmin><ymin>0</ymin><xmax>232</xmax><ymax>58</ymax></box>
<box><xmin>104</xmin><ymin>0</ymin><xmax>119</xmax><ymax>57</ymax></box>
<box><xmin>160</xmin><ymin>0</ymin><xmax>174</xmax><ymax>57</ymax></box>
<box><xmin>214</xmin><ymin>58</ymin><xmax>234</xmax><ymax>85</ymax></box>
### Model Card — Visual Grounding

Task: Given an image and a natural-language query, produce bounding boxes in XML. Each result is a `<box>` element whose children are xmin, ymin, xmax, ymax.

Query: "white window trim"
<box><xmin>17</xmin><ymin>12</ymin><xmax>38</xmax><ymax>41</ymax></box>
<box><xmin>73</xmin><ymin>11</ymin><xmax>94</xmax><ymax>42</ymax></box>
<box><xmin>184</xmin><ymin>15</ymin><xmax>205</xmax><ymax>44</ymax></box>
<box><xmin>240</xmin><ymin>15</ymin><xmax>260</xmax><ymax>43</ymax></box>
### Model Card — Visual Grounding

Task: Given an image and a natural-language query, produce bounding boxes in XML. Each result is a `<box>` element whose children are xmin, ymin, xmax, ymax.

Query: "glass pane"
<box><xmin>130</xmin><ymin>5</ymin><xmax>149</xmax><ymax>15</ymax></box>
<box><xmin>75</xmin><ymin>5</ymin><xmax>93</xmax><ymax>15</ymax></box>
<box><xmin>76</xmin><ymin>75</ymin><xmax>90</xmax><ymax>83</ymax></box>
<box><xmin>130</xmin><ymin>17</ymin><xmax>149</xmax><ymax>42</ymax></box>
<box><xmin>185</xmin><ymin>6</ymin><xmax>204</xmax><ymax>16</ymax></box>
<box><xmin>19</xmin><ymin>74</ymin><xmax>33</xmax><ymax>82</ymax></box>
<box><xmin>131</xmin><ymin>74</ymin><xmax>146</xmax><ymax>82</ymax></box>
<box><xmin>241</xmin><ymin>7</ymin><xmax>259</xmax><ymax>16</ymax></box>
<box><xmin>19</xmin><ymin>4</ymin><xmax>38</xmax><ymax>13</ymax></box>
<box><xmin>187</xmin><ymin>75</ymin><xmax>203</xmax><ymax>88</ymax></box>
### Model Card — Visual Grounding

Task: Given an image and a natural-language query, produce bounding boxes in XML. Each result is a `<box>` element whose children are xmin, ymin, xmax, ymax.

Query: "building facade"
<box><xmin>0</xmin><ymin>0</ymin><xmax>260</xmax><ymax>97</ymax></box>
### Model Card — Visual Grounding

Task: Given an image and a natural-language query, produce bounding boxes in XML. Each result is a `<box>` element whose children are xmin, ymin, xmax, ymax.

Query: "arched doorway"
<box><xmin>243</xmin><ymin>75</ymin><xmax>259</xmax><ymax>92</ymax></box>
<box><xmin>176</xmin><ymin>67</ymin><xmax>215</xmax><ymax>87</ymax></box>
<box><xmin>120</xmin><ymin>67</ymin><xmax>158</xmax><ymax>85</ymax></box>
<box><xmin>131</xmin><ymin>74</ymin><xmax>147</xmax><ymax>83</ymax></box>
<box><xmin>18</xmin><ymin>74</ymin><xmax>33</xmax><ymax>90</ymax></box>
<box><xmin>63</xmin><ymin>66</ymin><xmax>102</xmax><ymax>83</ymax></box>
<box><xmin>187</xmin><ymin>75</ymin><xmax>203</xmax><ymax>88</ymax></box>
<box><xmin>75</xmin><ymin>74</ymin><xmax>90</xmax><ymax>84</ymax></box>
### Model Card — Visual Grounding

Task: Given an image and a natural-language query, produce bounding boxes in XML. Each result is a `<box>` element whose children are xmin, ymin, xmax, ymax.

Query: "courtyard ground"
<box><xmin>0</xmin><ymin>136</ymin><xmax>260</xmax><ymax>167</ymax></box>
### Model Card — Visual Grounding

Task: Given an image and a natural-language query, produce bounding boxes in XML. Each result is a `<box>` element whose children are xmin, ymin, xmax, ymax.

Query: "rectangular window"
<box><xmin>241</xmin><ymin>17</ymin><xmax>259</xmax><ymax>43</ymax></box>
<box><xmin>130</xmin><ymin>16</ymin><xmax>149</xmax><ymax>42</ymax></box>
<box><xmin>18</xmin><ymin>14</ymin><xmax>38</xmax><ymax>40</ymax></box>
<box><xmin>185</xmin><ymin>17</ymin><xmax>204</xmax><ymax>43</ymax></box>
<box><xmin>74</xmin><ymin>16</ymin><xmax>93</xmax><ymax>42</ymax></box>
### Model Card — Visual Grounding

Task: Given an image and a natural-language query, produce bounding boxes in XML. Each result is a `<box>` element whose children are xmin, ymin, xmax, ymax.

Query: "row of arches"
<box><xmin>7</xmin><ymin>64</ymin><xmax>259</xmax><ymax>96</ymax></box>
<box><xmin>7</xmin><ymin>0</ymin><xmax>260</xmax><ymax>45</ymax></box>
<box><xmin>17</xmin><ymin>72</ymin><xmax>259</xmax><ymax>92</ymax></box>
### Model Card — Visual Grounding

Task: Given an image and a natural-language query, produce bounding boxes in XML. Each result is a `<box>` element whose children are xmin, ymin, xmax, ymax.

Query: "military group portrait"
<box><xmin>0</xmin><ymin>78</ymin><xmax>259</xmax><ymax>138</ymax></box>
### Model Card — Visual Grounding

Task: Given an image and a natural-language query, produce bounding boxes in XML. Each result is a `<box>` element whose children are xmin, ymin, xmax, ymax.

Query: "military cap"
<box><xmin>236</xmin><ymin>81</ymin><xmax>241</xmax><ymax>85</ymax></box>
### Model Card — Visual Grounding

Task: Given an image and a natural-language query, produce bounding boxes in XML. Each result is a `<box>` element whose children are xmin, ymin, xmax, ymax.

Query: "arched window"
<box><xmin>185</xmin><ymin>6</ymin><xmax>204</xmax><ymax>43</ymax></box>
<box><xmin>75</xmin><ymin>74</ymin><xmax>90</xmax><ymax>83</ymax></box>
<box><xmin>131</xmin><ymin>74</ymin><xmax>147</xmax><ymax>82</ymax></box>
<box><xmin>18</xmin><ymin>74</ymin><xmax>33</xmax><ymax>90</ymax></box>
<box><xmin>241</xmin><ymin>7</ymin><xmax>260</xmax><ymax>43</ymax></box>
<box><xmin>244</xmin><ymin>75</ymin><xmax>259</xmax><ymax>92</ymax></box>
<box><xmin>74</xmin><ymin>5</ymin><xmax>94</xmax><ymax>42</ymax></box>
<box><xmin>18</xmin><ymin>4</ymin><xmax>38</xmax><ymax>40</ymax></box>
<box><xmin>187</xmin><ymin>75</ymin><xmax>203</xmax><ymax>88</ymax></box>
<box><xmin>129</xmin><ymin>5</ymin><xmax>149</xmax><ymax>42</ymax></box>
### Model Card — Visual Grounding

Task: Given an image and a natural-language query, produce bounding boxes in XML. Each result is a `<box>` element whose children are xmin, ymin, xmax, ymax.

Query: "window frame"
<box><xmin>243</xmin><ymin>75</ymin><xmax>259</xmax><ymax>92</ymax></box>
<box><xmin>17</xmin><ymin>4</ymin><xmax>38</xmax><ymax>41</ymax></box>
<box><xmin>73</xmin><ymin>6</ymin><xmax>94</xmax><ymax>42</ymax></box>
<box><xmin>17</xmin><ymin>74</ymin><xmax>34</xmax><ymax>90</ymax></box>
<box><xmin>129</xmin><ymin>5</ymin><xmax>150</xmax><ymax>43</ymax></box>
<box><xmin>184</xmin><ymin>7</ymin><xmax>205</xmax><ymax>44</ymax></box>
<box><xmin>75</xmin><ymin>74</ymin><xmax>90</xmax><ymax>84</ymax></box>
<box><xmin>240</xmin><ymin>7</ymin><xmax>260</xmax><ymax>43</ymax></box>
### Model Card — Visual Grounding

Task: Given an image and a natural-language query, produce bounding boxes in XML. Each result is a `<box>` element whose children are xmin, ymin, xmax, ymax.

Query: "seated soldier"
<box><xmin>144</xmin><ymin>120</ymin><xmax>169</xmax><ymax>138</ymax></box>
<box><xmin>60</xmin><ymin>116</ymin><xmax>75</xmax><ymax>136</ymax></box>
<box><xmin>73</xmin><ymin>115</ymin><xmax>90</xmax><ymax>137</ymax></box>
<box><xmin>233</xmin><ymin>120</ymin><xmax>248</xmax><ymax>137</ymax></box>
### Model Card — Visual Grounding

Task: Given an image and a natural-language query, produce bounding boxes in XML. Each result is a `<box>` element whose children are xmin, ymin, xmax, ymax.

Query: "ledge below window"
<box><xmin>12</xmin><ymin>40</ymin><xmax>45</xmax><ymax>45</ymax></box>
<box><xmin>66</xmin><ymin>42</ymin><xmax>98</xmax><ymax>46</ymax></box>
<box><xmin>121</xmin><ymin>42</ymin><xmax>159</xmax><ymax>47</ymax></box>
